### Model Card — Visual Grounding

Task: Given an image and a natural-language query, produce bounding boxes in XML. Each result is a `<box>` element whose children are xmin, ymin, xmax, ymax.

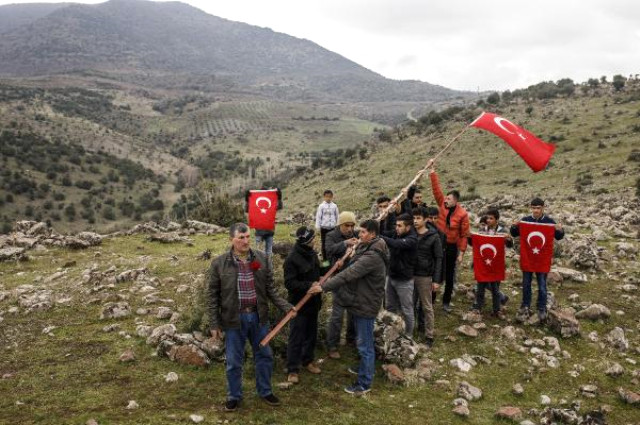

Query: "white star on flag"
<box><xmin>532</xmin><ymin>247</ymin><xmax>540</xmax><ymax>254</ymax></box>
<box><xmin>485</xmin><ymin>259</ymin><xmax>492</xmax><ymax>265</ymax></box>
<box><xmin>260</xmin><ymin>208</ymin><xmax>267</xmax><ymax>214</ymax></box>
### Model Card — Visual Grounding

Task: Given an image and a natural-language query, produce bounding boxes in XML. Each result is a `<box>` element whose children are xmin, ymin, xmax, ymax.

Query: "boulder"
<box><xmin>495</xmin><ymin>406</ymin><xmax>522</xmax><ymax>422</ymax></box>
<box><xmin>606</xmin><ymin>327</ymin><xmax>629</xmax><ymax>351</ymax></box>
<box><xmin>169</xmin><ymin>344</ymin><xmax>210</xmax><ymax>367</ymax></box>
<box><xmin>456</xmin><ymin>325</ymin><xmax>478</xmax><ymax>337</ymax></box>
<box><xmin>618</xmin><ymin>388</ymin><xmax>640</xmax><ymax>405</ymax></box>
<box><xmin>457</xmin><ymin>381</ymin><xmax>482</xmax><ymax>401</ymax></box>
<box><xmin>605</xmin><ymin>362</ymin><xmax>624</xmax><ymax>377</ymax></box>
<box><xmin>382</xmin><ymin>364</ymin><xmax>405</xmax><ymax>385</ymax></box>
<box><xmin>100</xmin><ymin>302</ymin><xmax>131</xmax><ymax>319</ymax></box>
<box><xmin>0</xmin><ymin>247</ymin><xmax>27</xmax><ymax>262</ymax></box>
<box><xmin>575</xmin><ymin>304</ymin><xmax>611</xmax><ymax>320</ymax></box>
<box><xmin>551</xmin><ymin>267</ymin><xmax>588</xmax><ymax>283</ymax></box>
<box><xmin>547</xmin><ymin>308</ymin><xmax>580</xmax><ymax>338</ymax></box>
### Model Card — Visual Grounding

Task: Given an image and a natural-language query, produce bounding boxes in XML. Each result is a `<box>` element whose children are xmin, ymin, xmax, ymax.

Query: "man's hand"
<box><xmin>432</xmin><ymin>283</ymin><xmax>440</xmax><ymax>292</ymax></box>
<box><xmin>457</xmin><ymin>252</ymin><xmax>464</xmax><ymax>264</ymax></box>
<box><xmin>290</xmin><ymin>306</ymin><xmax>298</xmax><ymax>318</ymax></box>
<box><xmin>555</xmin><ymin>223</ymin><xmax>563</xmax><ymax>231</ymax></box>
<box><xmin>345</xmin><ymin>237</ymin><xmax>358</xmax><ymax>247</ymax></box>
<box><xmin>307</xmin><ymin>282</ymin><xmax>323</xmax><ymax>295</ymax></box>
<box><xmin>210</xmin><ymin>328</ymin><xmax>223</xmax><ymax>340</ymax></box>
<box><xmin>335</xmin><ymin>259</ymin><xmax>344</xmax><ymax>269</ymax></box>
<box><xmin>427</xmin><ymin>158</ymin><xmax>436</xmax><ymax>172</ymax></box>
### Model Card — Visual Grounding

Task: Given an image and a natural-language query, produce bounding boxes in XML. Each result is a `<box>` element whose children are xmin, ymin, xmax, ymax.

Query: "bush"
<box><xmin>102</xmin><ymin>206</ymin><xmax>116</xmax><ymax>220</ymax></box>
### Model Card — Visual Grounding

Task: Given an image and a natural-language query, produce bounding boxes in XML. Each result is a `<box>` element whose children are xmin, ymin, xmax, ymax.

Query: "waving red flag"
<box><xmin>248</xmin><ymin>189</ymin><xmax>279</xmax><ymax>231</ymax></box>
<box><xmin>518</xmin><ymin>221</ymin><xmax>556</xmax><ymax>273</ymax></box>
<box><xmin>470</xmin><ymin>112</ymin><xmax>555</xmax><ymax>172</ymax></box>
<box><xmin>472</xmin><ymin>233</ymin><xmax>506</xmax><ymax>282</ymax></box>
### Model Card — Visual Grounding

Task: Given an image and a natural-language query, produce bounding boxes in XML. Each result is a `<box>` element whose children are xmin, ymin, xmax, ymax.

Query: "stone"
<box><xmin>496</xmin><ymin>406</ymin><xmax>522</xmax><ymax>421</ymax></box>
<box><xmin>189</xmin><ymin>414</ymin><xmax>204</xmax><ymax>423</ymax></box>
<box><xmin>615</xmin><ymin>242</ymin><xmax>637</xmax><ymax>256</ymax></box>
<box><xmin>456</xmin><ymin>325</ymin><xmax>478</xmax><ymax>337</ymax></box>
<box><xmin>452</xmin><ymin>398</ymin><xmax>468</xmax><ymax>407</ymax></box>
<box><xmin>540</xmin><ymin>395</ymin><xmax>551</xmax><ymax>405</ymax></box>
<box><xmin>462</xmin><ymin>311</ymin><xmax>483</xmax><ymax>323</ymax></box>
<box><xmin>512</xmin><ymin>383</ymin><xmax>524</xmax><ymax>396</ymax></box>
<box><xmin>119</xmin><ymin>348</ymin><xmax>136</xmax><ymax>362</ymax></box>
<box><xmin>588</xmin><ymin>331</ymin><xmax>599</xmax><ymax>342</ymax></box>
<box><xmin>457</xmin><ymin>381</ymin><xmax>482</xmax><ymax>401</ymax></box>
<box><xmin>276</xmin><ymin>381</ymin><xmax>294</xmax><ymax>390</ymax></box>
<box><xmin>382</xmin><ymin>364</ymin><xmax>405</xmax><ymax>384</ymax></box>
<box><xmin>156</xmin><ymin>306</ymin><xmax>173</xmax><ymax>319</ymax></box>
<box><xmin>450</xmin><ymin>358</ymin><xmax>473</xmax><ymax>373</ymax></box>
<box><xmin>126</xmin><ymin>400</ymin><xmax>139</xmax><ymax>409</ymax></box>
<box><xmin>547</xmin><ymin>308</ymin><xmax>580</xmax><ymax>338</ymax></box>
<box><xmin>618</xmin><ymin>387</ymin><xmax>640</xmax><ymax>405</ymax></box>
<box><xmin>146</xmin><ymin>324</ymin><xmax>177</xmax><ymax>345</ymax></box>
<box><xmin>165</xmin><ymin>372</ymin><xmax>179</xmax><ymax>382</ymax></box>
<box><xmin>415</xmin><ymin>358</ymin><xmax>438</xmax><ymax>380</ymax></box>
<box><xmin>552</xmin><ymin>267</ymin><xmax>588</xmax><ymax>283</ymax></box>
<box><xmin>136</xmin><ymin>308</ymin><xmax>149</xmax><ymax>316</ymax></box>
<box><xmin>452</xmin><ymin>405</ymin><xmax>470</xmax><ymax>417</ymax></box>
<box><xmin>606</xmin><ymin>327</ymin><xmax>629</xmax><ymax>351</ymax></box>
<box><xmin>200</xmin><ymin>337</ymin><xmax>225</xmax><ymax>362</ymax></box>
<box><xmin>580</xmin><ymin>385</ymin><xmax>598</xmax><ymax>398</ymax></box>
<box><xmin>605</xmin><ymin>362</ymin><xmax>624</xmax><ymax>377</ymax></box>
<box><xmin>501</xmin><ymin>326</ymin><xmax>521</xmax><ymax>341</ymax></box>
<box><xmin>575</xmin><ymin>304</ymin><xmax>611</xmax><ymax>320</ymax></box>
<box><xmin>169</xmin><ymin>344</ymin><xmax>210</xmax><ymax>367</ymax></box>
<box><xmin>100</xmin><ymin>302</ymin><xmax>131</xmax><ymax>320</ymax></box>
<box><xmin>86</xmin><ymin>419</ymin><xmax>99</xmax><ymax>425</ymax></box>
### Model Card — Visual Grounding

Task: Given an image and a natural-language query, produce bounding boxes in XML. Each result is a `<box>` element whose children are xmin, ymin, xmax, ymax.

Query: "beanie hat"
<box><xmin>296</xmin><ymin>226</ymin><xmax>315</xmax><ymax>244</ymax></box>
<box><xmin>338</xmin><ymin>211</ymin><xmax>356</xmax><ymax>226</ymax></box>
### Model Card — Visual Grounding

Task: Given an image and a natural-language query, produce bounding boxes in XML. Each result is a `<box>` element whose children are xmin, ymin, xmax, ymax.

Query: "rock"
<box><xmin>169</xmin><ymin>344</ymin><xmax>210</xmax><ymax>367</ymax></box>
<box><xmin>146</xmin><ymin>324</ymin><xmax>177</xmax><ymax>345</ymax></box>
<box><xmin>189</xmin><ymin>414</ymin><xmax>204</xmax><ymax>423</ymax></box>
<box><xmin>575</xmin><ymin>304</ymin><xmax>611</xmax><ymax>320</ymax></box>
<box><xmin>200</xmin><ymin>337</ymin><xmax>225</xmax><ymax>362</ymax></box>
<box><xmin>165</xmin><ymin>372</ymin><xmax>179</xmax><ymax>382</ymax></box>
<box><xmin>456</xmin><ymin>325</ymin><xmax>478</xmax><ymax>337</ymax></box>
<box><xmin>86</xmin><ymin>419</ymin><xmax>99</xmax><ymax>425</ymax></box>
<box><xmin>382</xmin><ymin>364</ymin><xmax>405</xmax><ymax>384</ymax></box>
<box><xmin>374</xmin><ymin>311</ymin><xmax>424</xmax><ymax>368</ymax></box>
<box><xmin>513</xmin><ymin>383</ymin><xmax>524</xmax><ymax>396</ymax></box>
<box><xmin>540</xmin><ymin>395</ymin><xmax>551</xmax><ymax>405</ymax></box>
<box><xmin>276</xmin><ymin>381</ymin><xmax>294</xmax><ymax>390</ymax></box>
<box><xmin>119</xmin><ymin>348</ymin><xmax>136</xmax><ymax>362</ymax></box>
<box><xmin>415</xmin><ymin>358</ymin><xmax>438</xmax><ymax>380</ymax></box>
<box><xmin>76</xmin><ymin>232</ymin><xmax>103</xmax><ymax>246</ymax></box>
<box><xmin>566</xmin><ymin>236</ymin><xmax>600</xmax><ymax>271</ymax></box>
<box><xmin>462</xmin><ymin>311</ymin><xmax>483</xmax><ymax>323</ymax></box>
<box><xmin>551</xmin><ymin>267</ymin><xmax>588</xmax><ymax>283</ymax></box>
<box><xmin>615</xmin><ymin>242</ymin><xmax>637</xmax><ymax>256</ymax></box>
<box><xmin>580</xmin><ymin>384</ymin><xmax>598</xmax><ymax>398</ymax></box>
<box><xmin>606</xmin><ymin>327</ymin><xmax>629</xmax><ymax>351</ymax></box>
<box><xmin>450</xmin><ymin>358</ymin><xmax>473</xmax><ymax>373</ymax></box>
<box><xmin>472</xmin><ymin>322</ymin><xmax>487</xmax><ymax>330</ymax></box>
<box><xmin>457</xmin><ymin>381</ymin><xmax>482</xmax><ymax>401</ymax></box>
<box><xmin>496</xmin><ymin>406</ymin><xmax>522</xmax><ymax>421</ymax></box>
<box><xmin>452</xmin><ymin>404</ymin><xmax>470</xmax><ymax>417</ymax></box>
<box><xmin>618</xmin><ymin>388</ymin><xmax>640</xmax><ymax>405</ymax></box>
<box><xmin>156</xmin><ymin>306</ymin><xmax>173</xmax><ymax>320</ymax></box>
<box><xmin>126</xmin><ymin>400</ymin><xmax>139</xmax><ymax>409</ymax></box>
<box><xmin>102</xmin><ymin>324</ymin><xmax>120</xmax><ymax>333</ymax></box>
<box><xmin>588</xmin><ymin>331</ymin><xmax>599</xmax><ymax>342</ymax></box>
<box><xmin>147</xmin><ymin>233</ymin><xmax>193</xmax><ymax>244</ymax></box>
<box><xmin>605</xmin><ymin>362</ymin><xmax>624</xmax><ymax>377</ymax></box>
<box><xmin>501</xmin><ymin>326</ymin><xmax>521</xmax><ymax>341</ymax></box>
<box><xmin>136</xmin><ymin>308</ymin><xmax>149</xmax><ymax>316</ymax></box>
<box><xmin>547</xmin><ymin>308</ymin><xmax>580</xmax><ymax>338</ymax></box>
<box><xmin>452</xmin><ymin>398</ymin><xmax>468</xmax><ymax>407</ymax></box>
<box><xmin>100</xmin><ymin>302</ymin><xmax>131</xmax><ymax>319</ymax></box>
<box><xmin>0</xmin><ymin>247</ymin><xmax>27</xmax><ymax>262</ymax></box>
<box><xmin>568</xmin><ymin>293</ymin><xmax>580</xmax><ymax>302</ymax></box>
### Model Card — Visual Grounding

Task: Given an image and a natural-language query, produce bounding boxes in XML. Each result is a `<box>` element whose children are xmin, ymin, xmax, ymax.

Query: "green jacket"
<box><xmin>207</xmin><ymin>249</ymin><xmax>292</xmax><ymax>330</ymax></box>
<box><xmin>323</xmin><ymin>237</ymin><xmax>390</xmax><ymax>318</ymax></box>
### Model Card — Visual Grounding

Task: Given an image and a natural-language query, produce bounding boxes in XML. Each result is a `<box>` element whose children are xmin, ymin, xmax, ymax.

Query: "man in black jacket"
<box><xmin>376</xmin><ymin>195</ymin><xmax>397</xmax><ymax>237</ymax></box>
<box><xmin>308</xmin><ymin>219</ymin><xmax>390</xmax><ymax>394</ymax></box>
<box><xmin>284</xmin><ymin>227</ymin><xmax>325</xmax><ymax>384</ymax></box>
<box><xmin>380</xmin><ymin>213</ymin><xmax>418</xmax><ymax>335</ymax></box>
<box><xmin>412</xmin><ymin>206</ymin><xmax>443</xmax><ymax>346</ymax></box>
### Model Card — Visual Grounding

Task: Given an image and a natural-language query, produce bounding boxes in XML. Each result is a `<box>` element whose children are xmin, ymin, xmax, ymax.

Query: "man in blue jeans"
<box><xmin>207</xmin><ymin>223</ymin><xmax>295</xmax><ymax>412</ymax></box>
<box><xmin>510</xmin><ymin>198</ymin><xmax>564</xmax><ymax>321</ymax></box>
<box><xmin>308</xmin><ymin>219</ymin><xmax>389</xmax><ymax>394</ymax></box>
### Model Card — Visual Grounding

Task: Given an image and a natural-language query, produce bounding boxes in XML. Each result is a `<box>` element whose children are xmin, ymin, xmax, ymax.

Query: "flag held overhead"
<box><xmin>248</xmin><ymin>189</ymin><xmax>279</xmax><ymax>231</ymax></box>
<box><xmin>470</xmin><ymin>112</ymin><xmax>556</xmax><ymax>172</ymax></box>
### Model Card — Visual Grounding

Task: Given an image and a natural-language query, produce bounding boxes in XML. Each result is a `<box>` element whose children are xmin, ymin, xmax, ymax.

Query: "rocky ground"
<box><xmin>0</xmin><ymin>198</ymin><xmax>638</xmax><ymax>424</ymax></box>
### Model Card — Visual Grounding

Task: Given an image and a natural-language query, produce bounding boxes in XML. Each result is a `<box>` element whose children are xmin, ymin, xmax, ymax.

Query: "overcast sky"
<box><xmin>1</xmin><ymin>0</ymin><xmax>638</xmax><ymax>91</ymax></box>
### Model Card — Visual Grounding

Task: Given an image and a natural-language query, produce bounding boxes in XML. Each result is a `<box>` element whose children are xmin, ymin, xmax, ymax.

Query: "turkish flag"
<box><xmin>472</xmin><ymin>234</ymin><xmax>506</xmax><ymax>282</ymax></box>
<box><xmin>470</xmin><ymin>112</ymin><xmax>556</xmax><ymax>172</ymax></box>
<box><xmin>248</xmin><ymin>189</ymin><xmax>279</xmax><ymax>231</ymax></box>
<box><xmin>518</xmin><ymin>221</ymin><xmax>556</xmax><ymax>273</ymax></box>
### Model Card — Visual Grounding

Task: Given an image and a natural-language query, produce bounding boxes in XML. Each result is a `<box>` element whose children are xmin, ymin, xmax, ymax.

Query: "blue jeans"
<box><xmin>255</xmin><ymin>234</ymin><xmax>273</xmax><ymax>256</ymax></box>
<box><xmin>521</xmin><ymin>272</ymin><xmax>548</xmax><ymax>312</ymax></box>
<box><xmin>224</xmin><ymin>312</ymin><xmax>273</xmax><ymax>401</ymax></box>
<box><xmin>473</xmin><ymin>282</ymin><xmax>501</xmax><ymax>313</ymax></box>
<box><xmin>353</xmin><ymin>314</ymin><xmax>375</xmax><ymax>390</ymax></box>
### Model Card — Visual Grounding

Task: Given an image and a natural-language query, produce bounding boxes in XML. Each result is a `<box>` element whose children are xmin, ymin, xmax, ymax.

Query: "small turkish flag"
<box><xmin>518</xmin><ymin>222</ymin><xmax>556</xmax><ymax>273</ymax></box>
<box><xmin>472</xmin><ymin>234</ymin><xmax>506</xmax><ymax>282</ymax></box>
<box><xmin>248</xmin><ymin>189</ymin><xmax>279</xmax><ymax>231</ymax></box>
<box><xmin>470</xmin><ymin>112</ymin><xmax>556</xmax><ymax>172</ymax></box>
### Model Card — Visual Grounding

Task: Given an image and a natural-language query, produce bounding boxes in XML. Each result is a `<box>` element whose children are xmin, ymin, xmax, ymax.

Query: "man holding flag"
<box><xmin>510</xmin><ymin>198</ymin><xmax>564</xmax><ymax>321</ymax></box>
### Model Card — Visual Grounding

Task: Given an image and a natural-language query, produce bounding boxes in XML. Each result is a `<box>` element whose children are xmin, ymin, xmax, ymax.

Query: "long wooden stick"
<box><xmin>259</xmin><ymin>246</ymin><xmax>355</xmax><ymax>347</ymax></box>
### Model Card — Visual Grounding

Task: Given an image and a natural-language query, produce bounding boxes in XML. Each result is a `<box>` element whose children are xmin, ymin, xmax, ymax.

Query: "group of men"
<box><xmin>206</xmin><ymin>160</ymin><xmax>564</xmax><ymax>411</ymax></box>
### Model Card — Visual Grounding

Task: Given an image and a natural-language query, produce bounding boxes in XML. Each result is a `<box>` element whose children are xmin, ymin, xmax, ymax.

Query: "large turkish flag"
<box><xmin>518</xmin><ymin>221</ymin><xmax>556</xmax><ymax>273</ymax></box>
<box><xmin>472</xmin><ymin>233</ymin><xmax>506</xmax><ymax>282</ymax></box>
<box><xmin>248</xmin><ymin>189</ymin><xmax>279</xmax><ymax>231</ymax></box>
<box><xmin>470</xmin><ymin>112</ymin><xmax>556</xmax><ymax>172</ymax></box>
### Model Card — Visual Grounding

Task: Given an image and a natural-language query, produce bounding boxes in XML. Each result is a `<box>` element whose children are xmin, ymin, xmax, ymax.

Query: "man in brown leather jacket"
<box><xmin>207</xmin><ymin>222</ymin><xmax>295</xmax><ymax>412</ymax></box>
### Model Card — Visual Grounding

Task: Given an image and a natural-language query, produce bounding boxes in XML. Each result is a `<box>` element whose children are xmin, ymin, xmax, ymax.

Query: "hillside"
<box><xmin>0</xmin><ymin>0</ymin><xmax>463</xmax><ymax>103</ymax></box>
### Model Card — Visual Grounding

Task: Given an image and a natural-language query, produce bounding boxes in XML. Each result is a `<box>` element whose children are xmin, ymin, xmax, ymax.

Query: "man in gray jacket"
<box><xmin>308</xmin><ymin>219</ymin><xmax>389</xmax><ymax>395</ymax></box>
<box><xmin>207</xmin><ymin>223</ymin><xmax>295</xmax><ymax>412</ymax></box>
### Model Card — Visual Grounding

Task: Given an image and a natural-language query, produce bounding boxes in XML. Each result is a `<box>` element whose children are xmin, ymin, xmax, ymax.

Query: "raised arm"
<box><xmin>429</xmin><ymin>170</ymin><xmax>445</xmax><ymax>207</ymax></box>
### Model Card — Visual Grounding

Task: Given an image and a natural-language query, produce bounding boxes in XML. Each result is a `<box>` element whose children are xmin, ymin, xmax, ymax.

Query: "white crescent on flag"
<box><xmin>479</xmin><ymin>243</ymin><xmax>498</xmax><ymax>258</ymax></box>
<box><xmin>527</xmin><ymin>231</ymin><xmax>546</xmax><ymax>254</ymax></box>
<box><xmin>494</xmin><ymin>117</ymin><xmax>526</xmax><ymax>141</ymax></box>
<box><xmin>255</xmin><ymin>196</ymin><xmax>272</xmax><ymax>214</ymax></box>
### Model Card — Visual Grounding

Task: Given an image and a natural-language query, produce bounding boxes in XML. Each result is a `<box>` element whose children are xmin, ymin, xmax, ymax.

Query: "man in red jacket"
<box><xmin>427</xmin><ymin>160</ymin><xmax>470</xmax><ymax>313</ymax></box>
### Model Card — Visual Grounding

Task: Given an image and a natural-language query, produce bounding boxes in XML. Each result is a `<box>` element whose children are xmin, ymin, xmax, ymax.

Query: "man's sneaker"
<box><xmin>261</xmin><ymin>394</ymin><xmax>281</xmax><ymax>406</ymax></box>
<box><xmin>328</xmin><ymin>350</ymin><xmax>341</xmax><ymax>360</ymax></box>
<box><xmin>224</xmin><ymin>399</ymin><xmax>240</xmax><ymax>412</ymax></box>
<box><xmin>501</xmin><ymin>293</ymin><xmax>509</xmax><ymax>306</ymax></box>
<box><xmin>344</xmin><ymin>384</ymin><xmax>371</xmax><ymax>395</ymax></box>
<box><xmin>443</xmin><ymin>304</ymin><xmax>452</xmax><ymax>313</ymax></box>
<box><xmin>306</xmin><ymin>363</ymin><xmax>321</xmax><ymax>374</ymax></box>
<box><xmin>425</xmin><ymin>337</ymin><xmax>434</xmax><ymax>348</ymax></box>
<box><xmin>347</xmin><ymin>365</ymin><xmax>359</xmax><ymax>375</ymax></box>
<box><xmin>492</xmin><ymin>311</ymin><xmax>506</xmax><ymax>320</ymax></box>
<box><xmin>287</xmin><ymin>373</ymin><xmax>299</xmax><ymax>384</ymax></box>
<box><xmin>517</xmin><ymin>306</ymin><xmax>531</xmax><ymax>316</ymax></box>
<box><xmin>538</xmin><ymin>310</ymin><xmax>548</xmax><ymax>322</ymax></box>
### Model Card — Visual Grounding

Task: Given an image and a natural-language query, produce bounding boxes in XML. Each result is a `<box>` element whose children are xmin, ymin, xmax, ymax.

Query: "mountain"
<box><xmin>0</xmin><ymin>0</ymin><xmax>462</xmax><ymax>102</ymax></box>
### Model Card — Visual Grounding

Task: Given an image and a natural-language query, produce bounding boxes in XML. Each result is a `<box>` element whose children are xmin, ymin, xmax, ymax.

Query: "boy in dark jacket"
<box><xmin>284</xmin><ymin>227</ymin><xmax>326</xmax><ymax>384</ymax></box>
<box><xmin>380</xmin><ymin>213</ymin><xmax>418</xmax><ymax>335</ymax></box>
<box><xmin>510</xmin><ymin>198</ymin><xmax>565</xmax><ymax>321</ymax></box>
<box><xmin>412</xmin><ymin>206</ymin><xmax>443</xmax><ymax>346</ymax></box>
<box><xmin>376</xmin><ymin>195</ymin><xmax>397</xmax><ymax>237</ymax></box>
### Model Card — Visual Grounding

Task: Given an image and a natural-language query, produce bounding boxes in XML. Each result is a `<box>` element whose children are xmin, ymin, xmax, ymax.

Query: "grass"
<box><xmin>1</xmin><ymin>222</ymin><xmax>639</xmax><ymax>424</ymax></box>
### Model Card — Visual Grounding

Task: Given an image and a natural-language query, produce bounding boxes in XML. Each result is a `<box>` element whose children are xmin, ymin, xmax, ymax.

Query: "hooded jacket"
<box><xmin>283</xmin><ymin>242</ymin><xmax>325</xmax><ymax>315</ymax></box>
<box><xmin>414</xmin><ymin>222</ymin><xmax>444</xmax><ymax>282</ymax></box>
<box><xmin>381</xmin><ymin>227</ymin><xmax>418</xmax><ymax>280</ymax></box>
<box><xmin>322</xmin><ymin>237</ymin><xmax>390</xmax><ymax>319</ymax></box>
